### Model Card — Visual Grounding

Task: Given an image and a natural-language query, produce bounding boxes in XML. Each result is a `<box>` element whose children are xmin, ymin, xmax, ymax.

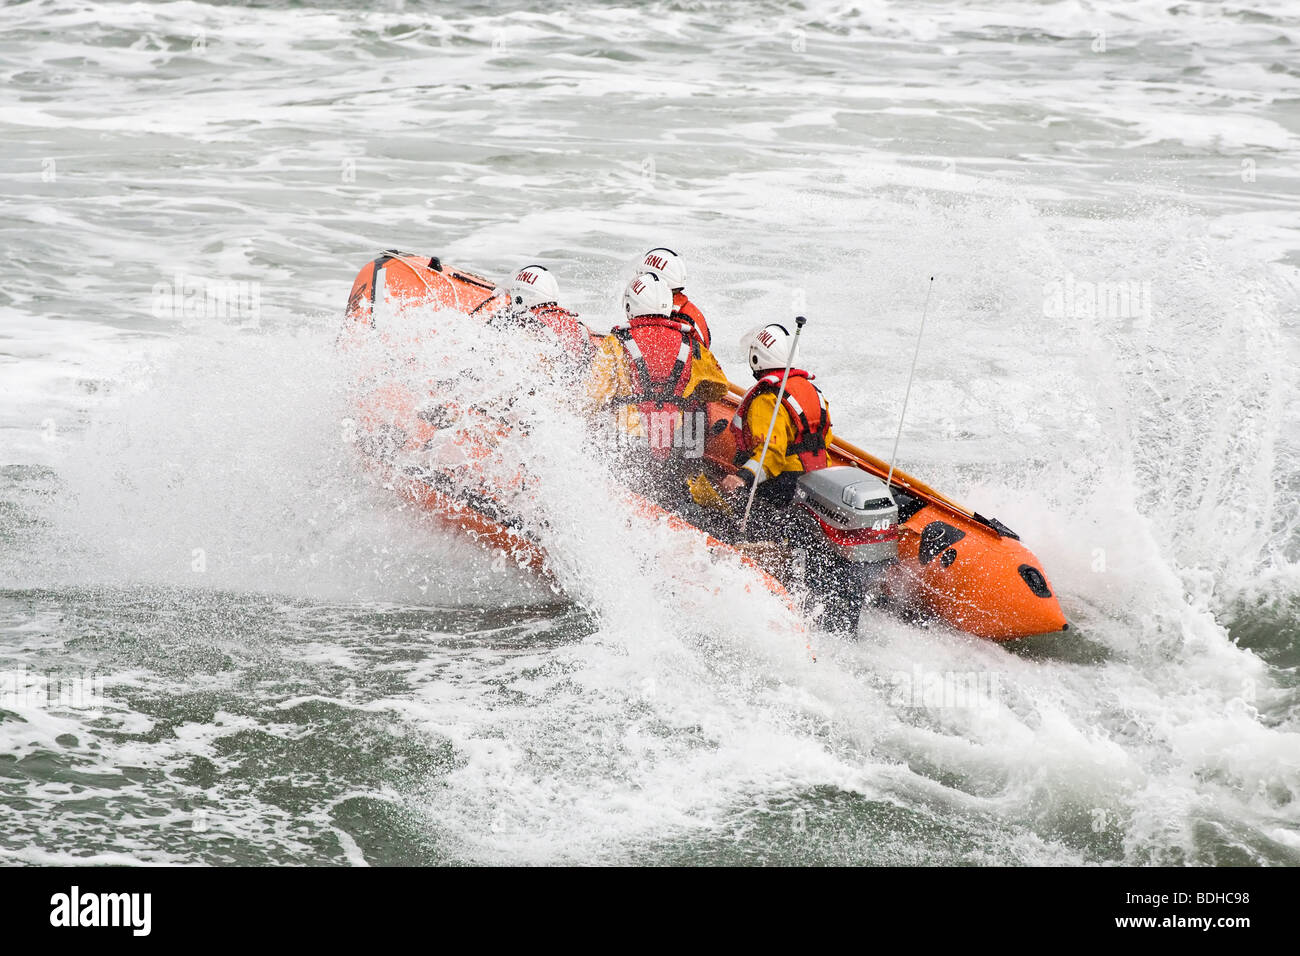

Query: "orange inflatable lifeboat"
<box><xmin>343</xmin><ymin>251</ymin><xmax>1068</xmax><ymax>643</ymax></box>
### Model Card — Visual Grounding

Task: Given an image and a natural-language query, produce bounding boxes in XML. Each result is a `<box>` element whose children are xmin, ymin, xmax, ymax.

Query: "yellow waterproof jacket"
<box><xmin>586</xmin><ymin>331</ymin><xmax>730</xmax><ymax>436</ymax></box>
<box><xmin>737</xmin><ymin>390</ymin><xmax>834</xmax><ymax>483</ymax></box>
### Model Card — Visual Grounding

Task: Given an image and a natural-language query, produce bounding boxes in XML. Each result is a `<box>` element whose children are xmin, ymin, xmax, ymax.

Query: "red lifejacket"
<box><xmin>730</xmin><ymin>370</ymin><xmax>830</xmax><ymax>472</ymax></box>
<box><xmin>671</xmin><ymin>291</ymin><xmax>710</xmax><ymax>348</ymax></box>
<box><xmin>612</xmin><ymin>316</ymin><xmax>698</xmax><ymax>459</ymax></box>
<box><xmin>530</xmin><ymin>304</ymin><xmax>595</xmax><ymax>362</ymax></box>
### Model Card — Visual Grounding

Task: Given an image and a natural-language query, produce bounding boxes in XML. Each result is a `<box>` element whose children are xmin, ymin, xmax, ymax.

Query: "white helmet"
<box><xmin>623</xmin><ymin>272</ymin><xmax>673</xmax><ymax>319</ymax></box>
<box><xmin>745</xmin><ymin>323</ymin><xmax>795</xmax><ymax>374</ymax></box>
<box><xmin>510</xmin><ymin>264</ymin><xmax>559</xmax><ymax>310</ymax></box>
<box><xmin>640</xmin><ymin>247</ymin><xmax>686</xmax><ymax>290</ymax></box>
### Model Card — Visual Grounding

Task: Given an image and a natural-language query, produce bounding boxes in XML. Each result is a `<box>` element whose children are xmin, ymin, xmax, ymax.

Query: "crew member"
<box><xmin>500</xmin><ymin>264</ymin><xmax>595</xmax><ymax>365</ymax></box>
<box><xmin>720</xmin><ymin>323</ymin><xmax>877</xmax><ymax>634</ymax></box>
<box><xmin>719</xmin><ymin>322</ymin><xmax>832</xmax><ymax>505</ymax></box>
<box><xmin>639</xmin><ymin>247</ymin><xmax>711</xmax><ymax>348</ymax></box>
<box><xmin>587</xmin><ymin>272</ymin><xmax>729</xmax><ymax>499</ymax></box>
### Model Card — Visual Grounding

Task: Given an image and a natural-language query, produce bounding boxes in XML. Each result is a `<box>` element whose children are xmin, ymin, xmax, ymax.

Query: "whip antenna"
<box><xmin>886</xmin><ymin>278</ymin><xmax>935</xmax><ymax>492</ymax></box>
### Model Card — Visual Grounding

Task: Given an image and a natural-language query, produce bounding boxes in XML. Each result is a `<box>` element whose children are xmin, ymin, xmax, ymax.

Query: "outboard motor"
<box><xmin>791</xmin><ymin>466</ymin><xmax>899</xmax><ymax>633</ymax></box>
<box><xmin>794</xmin><ymin>467</ymin><xmax>899</xmax><ymax>562</ymax></box>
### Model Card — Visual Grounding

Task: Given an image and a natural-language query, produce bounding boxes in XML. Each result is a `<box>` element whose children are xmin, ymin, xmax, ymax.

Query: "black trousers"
<box><xmin>617</xmin><ymin>457</ymin><xmax>871</xmax><ymax>635</ymax></box>
<box><xmin>743</xmin><ymin>494</ymin><xmax>870</xmax><ymax>635</ymax></box>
